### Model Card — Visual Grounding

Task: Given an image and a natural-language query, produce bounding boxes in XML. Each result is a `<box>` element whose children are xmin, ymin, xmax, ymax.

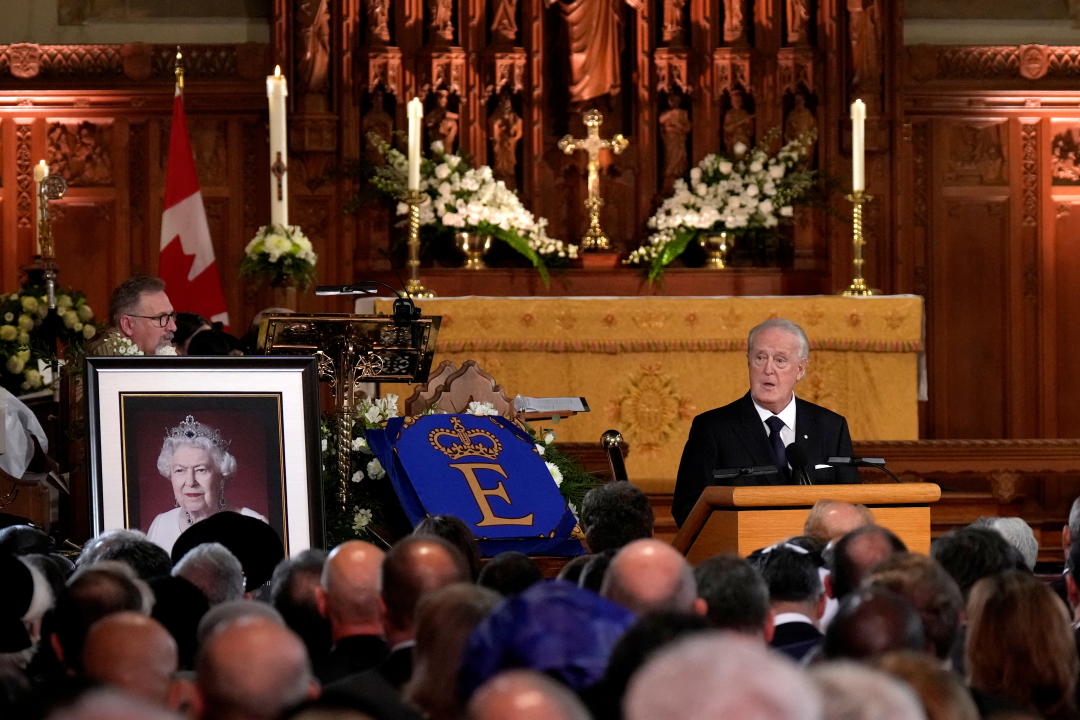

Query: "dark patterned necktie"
<box><xmin>766</xmin><ymin>415</ymin><xmax>787</xmax><ymax>473</ymax></box>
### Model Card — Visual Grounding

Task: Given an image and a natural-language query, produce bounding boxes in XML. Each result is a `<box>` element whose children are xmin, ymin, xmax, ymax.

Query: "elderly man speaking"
<box><xmin>672</xmin><ymin>318</ymin><xmax>858</xmax><ymax>526</ymax></box>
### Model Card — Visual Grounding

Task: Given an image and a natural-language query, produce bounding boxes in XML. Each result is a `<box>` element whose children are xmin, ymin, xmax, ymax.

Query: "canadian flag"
<box><xmin>159</xmin><ymin>84</ymin><xmax>230</xmax><ymax>329</ymax></box>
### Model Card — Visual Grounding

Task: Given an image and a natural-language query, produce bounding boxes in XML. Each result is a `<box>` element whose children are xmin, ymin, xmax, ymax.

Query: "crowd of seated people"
<box><xmin>2</xmin><ymin>483</ymin><xmax>1078</xmax><ymax>720</ymax></box>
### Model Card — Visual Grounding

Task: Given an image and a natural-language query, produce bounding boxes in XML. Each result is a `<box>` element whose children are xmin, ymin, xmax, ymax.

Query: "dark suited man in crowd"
<box><xmin>673</xmin><ymin>318</ymin><xmax>858</xmax><ymax>526</ymax></box>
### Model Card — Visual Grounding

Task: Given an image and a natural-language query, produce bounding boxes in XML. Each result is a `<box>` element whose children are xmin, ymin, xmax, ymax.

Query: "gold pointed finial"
<box><xmin>174</xmin><ymin>46</ymin><xmax>185</xmax><ymax>90</ymax></box>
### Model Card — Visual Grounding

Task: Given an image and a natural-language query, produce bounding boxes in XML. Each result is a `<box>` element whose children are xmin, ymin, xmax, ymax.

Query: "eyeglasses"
<box><xmin>126</xmin><ymin>312</ymin><xmax>177</xmax><ymax>328</ymax></box>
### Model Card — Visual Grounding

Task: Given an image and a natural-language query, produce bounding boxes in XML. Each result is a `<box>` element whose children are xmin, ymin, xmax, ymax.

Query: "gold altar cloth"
<box><xmin>375</xmin><ymin>295</ymin><xmax>923</xmax><ymax>494</ymax></box>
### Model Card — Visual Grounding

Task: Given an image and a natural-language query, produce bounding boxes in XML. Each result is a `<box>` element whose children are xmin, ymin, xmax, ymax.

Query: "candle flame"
<box><xmin>274</xmin><ymin>65</ymin><xmax>282</xmax><ymax>77</ymax></box>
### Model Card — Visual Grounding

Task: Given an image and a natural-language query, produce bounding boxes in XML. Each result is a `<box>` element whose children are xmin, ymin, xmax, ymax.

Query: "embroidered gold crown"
<box><xmin>165</xmin><ymin>415</ymin><xmax>229</xmax><ymax>451</ymax></box>
<box><xmin>428</xmin><ymin>416</ymin><xmax>502</xmax><ymax>461</ymax></box>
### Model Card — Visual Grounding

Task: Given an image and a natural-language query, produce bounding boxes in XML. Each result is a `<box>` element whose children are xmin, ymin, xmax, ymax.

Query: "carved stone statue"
<box><xmin>489</xmin><ymin>94</ymin><xmax>523</xmax><ymax>187</ymax></box>
<box><xmin>659</xmin><ymin>93</ymin><xmax>691</xmax><ymax>192</ymax></box>
<box><xmin>784</xmin><ymin>90</ymin><xmax>816</xmax><ymax>144</ymax></box>
<box><xmin>366</xmin><ymin>0</ymin><xmax>391</xmax><ymax>44</ymax></box>
<box><xmin>723</xmin><ymin>88</ymin><xmax>754</xmax><ymax>152</ymax></box>
<box><xmin>662</xmin><ymin>0</ymin><xmax>687</xmax><ymax>45</ymax></box>
<box><xmin>723</xmin><ymin>0</ymin><xmax>745</xmax><ymax>43</ymax></box>
<box><xmin>547</xmin><ymin>0</ymin><xmax>643</xmax><ymax>103</ymax></box>
<box><xmin>296</xmin><ymin>0</ymin><xmax>330</xmax><ymax>95</ymax></box>
<box><xmin>428</xmin><ymin>0</ymin><xmax>454</xmax><ymax>42</ymax></box>
<box><xmin>426</xmin><ymin>89</ymin><xmax>459</xmax><ymax>151</ymax></box>
<box><xmin>786</xmin><ymin>0</ymin><xmax>810</xmax><ymax>44</ymax></box>
<box><xmin>363</xmin><ymin>88</ymin><xmax>395</xmax><ymax>160</ymax></box>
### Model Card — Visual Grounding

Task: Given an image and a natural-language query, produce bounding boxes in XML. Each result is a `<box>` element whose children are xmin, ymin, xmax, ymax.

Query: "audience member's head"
<box><xmin>556</xmin><ymin>555</ymin><xmax>590</xmax><ymax>585</ymax></box>
<box><xmin>405</xmin><ymin>583</ymin><xmax>502</xmax><ymax>720</ymax></box>
<box><xmin>0</xmin><ymin>524</ymin><xmax>54</xmax><ymax>556</ymax></box>
<box><xmin>171</xmin><ymin>512</ymin><xmax>285</xmax><ymax>593</ymax></box>
<box><xmin>809</xmin><ymin>661</ymin><xmax>925</xmax><ymax>720</ymax></box>
<box><xmin>931</xmin><ymin>526</ymin><xmax>1027</xmax><ymax>598</ymax></box>
<box><xmin>966</xmin><ymin>570</ymin><xmax>1077</xmax><ymax>719</ymax></box>
<box><xmin>81</xmin><ymin>612</ymin><xmax>178</xmax><ymax>706</ymax></box>
<box><xmin>597</xmin><ymin>611</ymin><xmax>710</xmax><ymax>714</ymax></box>
<box><xmin>45</xmin><ymin>688</ymin><xmax>184</xmax><ymax>720</ymax></box>
<box><xmin>317</xmin><ymin>541</ymin><xmax>385</xmax><ymax>641</ymax></box>
<box><xmin>579</xmin><ymin>482</ymin><xmax>654</xmax><ymax>553</ymax></box>
<box><xmin>173</xmin><ymin>313</ymin><xmax>211</xmax><ymax>355</ymax></box>
<box><xmin>270</xmin><ymin>550</ymin><xmax>331</xmax><ymax>666</ymax></box>
<box><xmin>624</xmin><ymin>631</ymin><xmax>821</xmax><ymax>720</ymax></box>
<box><xmin>382</xmin><ymin>536</ymin><xmax>469</xmax><ymax>645</ymax></box>
<box><xmin>822</xmin><ymin>587</ymin><xmax>925</xmax><ymax>661</ymax></box>
<box><xmin>77</xmin><ymin>530</ymin><xmax>171</xmax><ymax>581</ymax></box>
<box><xmin>110</xmin><ymin>275</ymin><xmax>175</xmax><ymax>355</ymax></box>
<box><xmin>578</xmin><ymin>549</ymin><xmax>616</xmax><ymax>595</ymax></box>
<box><xmin>413</xmin><ymin>515</ymin><xmax>481</xmax><ymax>581</ymax></box>
<box><xmin>1066</xmin><ymin>495</ymin><xmax>1080</xmax><ymax>560</ymax></box>
<box><xmin>172</xmin><ymin>542</ymin><xmax>245</xmax><ymax>606</ymax></box>
<box><xmin>694</xmin><ymin>554</ymin><xmax>771</xmax><ymax>637</ymax></box>
<box><xmin>0</xmin><ymin>552</ymin><xmax>52</xmax><ymax>656</ymax></box>
<box><xmin>830</xmin><ymin>525</ymin><xmax>906</xmax><ymax>600</ymax></box>
<box><xmin>147</xmin><ymin>574</ymin><xmax>209</xmax><ymax>671</ymax></box>
<box><xmin>196</xmin><ymin>617</ymin><xmax>317</xmax><ymax>720</ymax></box>
<box><xmin>803</xmin><ymin>501</ymin><xmax>874</xmax><ymax>545</ymax></box>
<box><xmin>467</xmin><ymin>670</ymin><xmax>590</xmax><ymax>720</ymax></box>
<box><xmin>187</xmin><ymin>328</ymin><xmax>244</xmax><ymax>356</ymax></box>
<box><xmin>51</xmin><ymin>561</ymin><xmax>151</xmax><ymax>671</ymax></box>
<box><xmin>601</xmin><ymin>539</ymin><xmax>704</xmax><ymax>616</ymax></box>
<box><xmin>477</xmin><ymin>552</ymin><xmax>542</xmax><ymax>597</ymax></box>
<box><xmin>969</xmin><ymin>516</ymin><xmax>1039</xmax><ymax>571</ymax></box>
<box><xmin>756</xmin><ymin>542</ymin><xmax>824</xmax><ymax>622</ymax></box>
<box><xmin>196</xmin><ymin>599</ymin><xmax>285</xmax><ymax>648</ymax></box>
<box><xmin>875</xmin><ymin>651</ymin><xmax>979</xmax><ymax>720</ymax></box>
<box><xmin>865</xmin><ymin>552</ymin><xmax>963</xmax><ymax>662</ymax></box>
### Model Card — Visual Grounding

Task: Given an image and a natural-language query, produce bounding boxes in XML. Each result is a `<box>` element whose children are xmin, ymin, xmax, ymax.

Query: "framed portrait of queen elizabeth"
<box><xmin>85</xmin><ymin>356</ymin><xmax>322</xmax><ymax>555</ymax></box>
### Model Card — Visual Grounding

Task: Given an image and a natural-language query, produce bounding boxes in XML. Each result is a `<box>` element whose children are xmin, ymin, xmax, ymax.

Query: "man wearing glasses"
<box><xmin>672</xmin><ymin>317</ymin><xmax>858</xmax><ymax>527</ymax></box>
<box><xmin>108</xmin><ymin>275</ymin><xmax>178</xmax><ymax>355</ymax></box>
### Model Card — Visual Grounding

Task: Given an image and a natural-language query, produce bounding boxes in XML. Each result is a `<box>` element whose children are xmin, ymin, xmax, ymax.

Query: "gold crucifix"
<box><xmin>558</xmin><ymin>108</ymin><xmax>629</xmax><ymax>251</ymax></box>
<box><xmin>271</xmin><ymin>151</ymin><xmax>288</xmax><ymax>202</ymax></box>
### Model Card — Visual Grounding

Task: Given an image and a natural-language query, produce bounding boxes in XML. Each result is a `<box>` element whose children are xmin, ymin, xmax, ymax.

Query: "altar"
<box><xmin>375</xmin><ymin>295</ymin><xmax>923</xmax><ymax>494</ymax></box>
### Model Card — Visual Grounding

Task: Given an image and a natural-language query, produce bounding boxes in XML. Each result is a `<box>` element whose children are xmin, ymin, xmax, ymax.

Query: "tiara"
<box><xmin>165</xmin><ymin>415</ymin><xmax>229</xmax><ymax>451</ymax></box>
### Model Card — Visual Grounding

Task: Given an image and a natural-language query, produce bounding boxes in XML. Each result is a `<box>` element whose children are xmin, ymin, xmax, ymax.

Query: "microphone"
<box><xmin>825</xmin><ymin>456</ymin><xmax>902</xmax><ymax>482</ymax></box>
<box><xmin>786</xmin><ymin>443</ymin><xmax>813</xmax><ymax>486</ymax></box>
<box><xmin>712</xmin><ymin>465</ymin><xmax>781</xmax><ymax>482</ymax></box>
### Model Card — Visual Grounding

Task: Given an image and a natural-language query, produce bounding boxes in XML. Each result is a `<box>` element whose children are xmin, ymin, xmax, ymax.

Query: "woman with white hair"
<box><xmin>146</xmin><ymin>415</ymin><xmax>266</xmax><ymax>554</ymax></box>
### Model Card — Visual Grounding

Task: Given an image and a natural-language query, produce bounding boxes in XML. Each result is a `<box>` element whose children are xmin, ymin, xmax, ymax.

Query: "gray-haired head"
<box><xmin>156</xmin><ymin>415</ymin><xmax>237</xmax><ymax>480</ymax></box>
<box><xmin>809</xmin><ymin>661</ymin><xmax>925</xmax><ymax>720</ymax></box>
<box><xmin>748</xmin><ymin>318</ymin><xmax>810</xmax><ymax>360</ymax></box>
<box><xmin>108</xmin><ymin>275</ymin><xmax>166</xmax><ymax>328</ymax></box>
<box><xmin>970</xmin><ymin>516</ymin><xmax>1038</xmax><ymax>571</ymax></box>
<box><xmin>173</xmin><ymin>542</ymin><xmax>245</xmax><ymax>606</ymax></box>
<box><xmin>196</xmin><ymin>598</ymin><xmax>285</xmax><ymax>647</ymax></box>
<box><xmin>625</xmin><ymin>631</ymin><xmax>822</xmax><ymax>720</ymax></box>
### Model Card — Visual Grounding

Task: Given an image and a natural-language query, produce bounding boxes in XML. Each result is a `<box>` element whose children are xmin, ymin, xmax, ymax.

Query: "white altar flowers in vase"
<box><xmin>371</xmin><ymin>136</ymin><xmax>577</xmax><ymax>279</ymax></box>
<box><xmin>627</xmin><ymin>130</ymin><xmax>817</xmax><ymax>281</ymax></box>
<box><xmin>241</xmin><ymin>224</ymin><xmax>318</xmax><ymax>290</ymax></box>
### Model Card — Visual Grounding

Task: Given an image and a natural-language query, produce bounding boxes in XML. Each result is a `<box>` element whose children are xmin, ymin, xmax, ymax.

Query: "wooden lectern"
<box><xmin>672</xmin><ymin>483</ymin><xmax>941</xmax><ymax>564</ymax></box>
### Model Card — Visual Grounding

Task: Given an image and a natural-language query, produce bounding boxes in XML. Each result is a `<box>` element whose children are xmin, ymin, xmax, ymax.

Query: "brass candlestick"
<box><xmin>841</xmin><ymin>191</ymin><xmax>874</xmax><ymax>297</ymax></box>
<box><xmin>403</xmin><ymin>190</ymin><xmax>435</xmax><ymax>298</ymax></box>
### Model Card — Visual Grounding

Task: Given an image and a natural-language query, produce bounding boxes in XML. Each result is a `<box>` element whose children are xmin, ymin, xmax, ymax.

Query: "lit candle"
<box><xmin>407</xmin><ymin>97</ymin><xmax>423</xmax><ymax>192</ymax></box>
<box><xmin>851</xmin><ymin>99</ymin><xmax>866</xmax><ymax>193</ymax></box>
<box><xmin>266</xmin><ymin>64</ymin><xmax>289</xmax><ymax>227</ymax></box>
<box><xmin>33</xmin><ymin>160</ymin><xmax>48</xmax><ymax>255</ymax></box>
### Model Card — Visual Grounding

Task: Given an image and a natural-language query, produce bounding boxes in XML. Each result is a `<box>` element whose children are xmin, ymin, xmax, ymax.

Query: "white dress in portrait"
<box><xmin>146</xmin><ymin>507</ymin><xmax>268</xmax><ymax>556</ymax></box>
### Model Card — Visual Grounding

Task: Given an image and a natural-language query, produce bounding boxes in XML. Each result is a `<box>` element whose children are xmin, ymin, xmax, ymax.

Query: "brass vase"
<box><xmin>699</xmin><ymin>231</ymin><xmax>733</xmax><ymax>269</ymax></box>
<box><xmin>456</xmin><ymin>231</ymin><xmax>491</xmax><ymax>270</ymax></box>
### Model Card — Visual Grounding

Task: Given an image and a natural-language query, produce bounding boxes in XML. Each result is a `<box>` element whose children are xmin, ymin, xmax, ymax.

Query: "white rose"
<box><xmin>351</xmin><ymin>470</ymin><xmax>364</xmax><ymax>483</ymax></box>
<box><xmin>77</xmin><ymin>304</ymin><xmax>94</xmax><ymax>322</ymax></box>
<box><xmin>780</xmin><ymin>206</ymin><xmax>794</xmax><ymax>217</ymax></box>
<box><xmin>82</xmin><ymin>325</ymin><xmax>96</xmax><ymax>340</ymax></box>
<box><xmin>732</xmin><ymin>142</ymin><xmax>747</xmax><ymax>157</ymax></box>
<box><xmin>366</xmin><ymin>458</ymin><xmax>386</xmax><ymax>480</ymax></box>
<box><xmin>352</xmin><ymin>436</ymin><xmax>369</xmax><ymax>452</ymax></box>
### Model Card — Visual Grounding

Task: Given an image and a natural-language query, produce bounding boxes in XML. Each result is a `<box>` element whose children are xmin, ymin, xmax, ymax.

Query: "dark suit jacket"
<box><xmin>672</xmin><ymin>392</ymin><xmax>858</xmax><ymax>526</ymax></box>
<box><xmin>770</xmin><ymin>619</ymin><xmax>823</xmax><ymax>662</ymax></box>
<box><xmin>316</xmin><ymin>634</ymin><xmax>390</xmax><ymax>685</ymax></box>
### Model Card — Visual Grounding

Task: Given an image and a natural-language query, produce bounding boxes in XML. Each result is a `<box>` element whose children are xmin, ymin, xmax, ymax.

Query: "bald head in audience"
<box><xmin>823</xmin><ymin>587</ymin><xmax>925</xmax><ymax>661</ymax></box>
<box><xmin>601</xmin><ymin>539</ymin><xmax>705</xmax><ymax>616</ymax></box>
<box><xmin>467</xmin><ymin>670</ymin><xmax>590</xmax><ymax>720</ymax></box>
<box><xmin>196</xmin><ymin>616</ymin><xmax>318</xmax><ymax>720</ymax></box>
<box><xmin>830</xmin><ymin>525</ymin><xmax>906</xmax><ymax>600</ymax></box>
<box><xmin>317</xmin><ymin>541</ymin><xmax>386</xmax><ymax>641</ymax></box>
<box><xmin>624</xmin><ymin>632</ymin><xmax>821</xmax><ymax>720</ymax></box>
<box><xmin>82</xmin><ymin>612</ymin><xmax>178</xmax><ymax>706</ymax></box>
<box><xmin>382</xmin><ymin>536</ymin><xmax>468</xmax><ymax>647</ymax></box>
<box><xmin>803</xmin><ymin>501</ymin><xmax>873</xmax><ymax>545</ymax></box>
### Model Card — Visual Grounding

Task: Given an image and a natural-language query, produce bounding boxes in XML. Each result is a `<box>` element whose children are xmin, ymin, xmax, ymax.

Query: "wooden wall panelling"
<box><xmin>1008</xmin><ymin>118</ymin><xmax>1040</xmax><ymax>438</ymax></box>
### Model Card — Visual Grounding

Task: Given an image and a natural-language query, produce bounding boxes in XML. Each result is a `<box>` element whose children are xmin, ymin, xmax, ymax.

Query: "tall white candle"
<box><xmin>407</xmin><ymin>97</ymin><xmax>423</xmax><ymax>191</ymax></box>
<box><xmin>266</xmin><ymin>65</ymin><xmax>289</xmax><ymax>227</ymax></box>
<box><xmin>33</xmin><ymin>160</ymin><xmax>48</xmax><ymax>255</ymax></box>
<box><xmin>851</xmin><ymin>99</ymin><xmax>866</xmax><ymax>193</ymax></box>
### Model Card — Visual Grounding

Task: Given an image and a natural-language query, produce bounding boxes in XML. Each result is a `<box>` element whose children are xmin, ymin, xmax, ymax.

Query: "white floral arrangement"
<box><xmin>370</xmin><ymin>136</ymin><xmax>577</xmax><ymax>279</ymax></box>
<box><xmin>627</xmin><ymin>130</ymin><xmax>817</xmax><ymax>280</ymax></box>
<box><xmin>241</xmin><ymin>224</ymin><xmax>318</xmax><ymax>289</ymax></box>
<box><xmin>0</xmin><ymin>284</ymin><xmax>98</xmax><ymax>394</ymax></box>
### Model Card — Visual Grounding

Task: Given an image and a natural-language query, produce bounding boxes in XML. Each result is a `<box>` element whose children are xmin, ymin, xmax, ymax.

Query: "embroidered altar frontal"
<box><xmin>375</xmin><ymin>296</ymin><xmax>923</xmax><ymax>494</ymax></box>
